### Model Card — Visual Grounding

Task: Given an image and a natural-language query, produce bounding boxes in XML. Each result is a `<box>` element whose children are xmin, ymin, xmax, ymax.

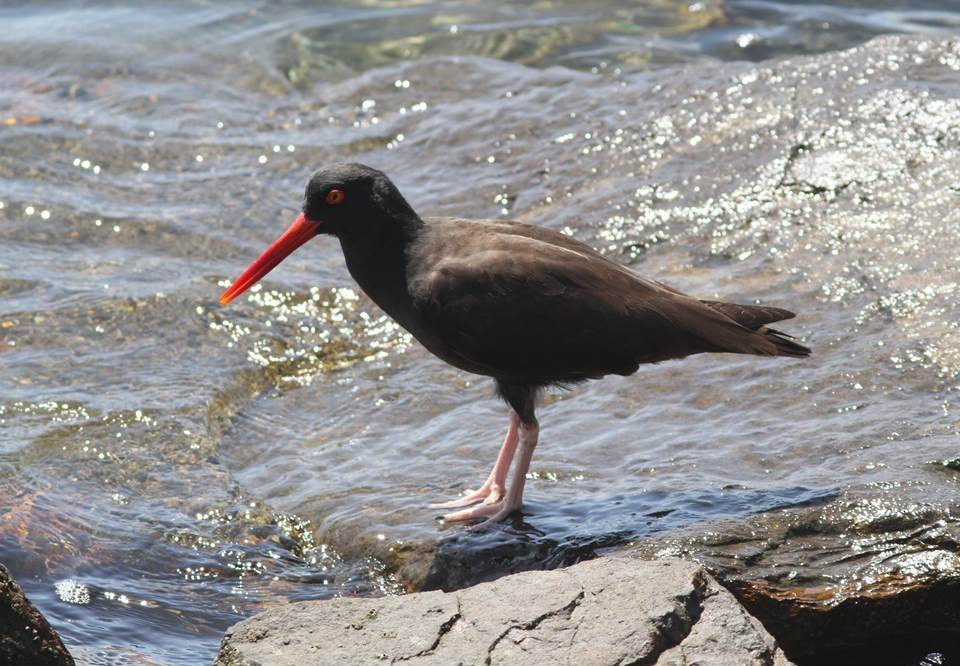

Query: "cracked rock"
<box><xmin>214</xmin><ymin>557</ymin><xmax>791</xmax><ymax>666</ymax></box>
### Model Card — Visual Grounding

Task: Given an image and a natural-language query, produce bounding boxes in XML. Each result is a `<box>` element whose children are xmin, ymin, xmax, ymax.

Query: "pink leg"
<box><xmin>430</xmin><ymin>411</ymin><xmax>520</xmax><ymax>509</ymax></box>
<box><xmin>442</xmin><ymin>417</ymin><xmax>539</xmax><ymax>527</ymax></box>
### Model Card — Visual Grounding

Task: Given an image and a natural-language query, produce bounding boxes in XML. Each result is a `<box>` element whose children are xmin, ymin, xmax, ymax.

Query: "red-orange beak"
<box><xmin>219</xmin><ymin>213</ymin><xmax>321</xmax><ymax>306</ymax></box>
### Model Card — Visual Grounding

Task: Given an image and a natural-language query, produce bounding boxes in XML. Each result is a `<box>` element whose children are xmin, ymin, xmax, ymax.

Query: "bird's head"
<box><xmin>220</xmin><ymin>162</ymin><xmax>415</xmax><ymax>305</ymax></box>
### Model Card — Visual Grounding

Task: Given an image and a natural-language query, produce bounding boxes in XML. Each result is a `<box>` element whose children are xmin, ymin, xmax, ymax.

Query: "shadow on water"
<box><xmin>400</xmin><ymin>485</ymin><xmax>838</xmax><ymax>591</ymax></box>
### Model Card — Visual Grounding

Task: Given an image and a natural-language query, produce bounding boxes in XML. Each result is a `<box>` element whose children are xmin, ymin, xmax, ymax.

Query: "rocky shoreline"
<box><xmin>376</xmin><ymin>493</ymin><xmax>960</xmax><ymax>664</ymax></box>
<box><xmin>214</xmin><ymin>493</ymin><xmax>960</xmax><ymax>665</ymax></box>
<box><xmin>6</xmin><ymin>492</ymin><xmax>958</xmax><ymax>664</ymax></box>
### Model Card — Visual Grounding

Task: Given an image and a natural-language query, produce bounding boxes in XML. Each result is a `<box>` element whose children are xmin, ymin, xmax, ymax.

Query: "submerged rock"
<box><xmin>215</xmin><ymin>556</ymin><xmax>791</xmax><ymax>666</ymax></box>
<box><xmin>0</xmin><ymin>563</ymin><xmax>74</xmax><ymax>666</ymax></box>
<box><xmin>386</xmin><ymin>487</ymin><xmax>837</xmax><ymax>592</ymax></box>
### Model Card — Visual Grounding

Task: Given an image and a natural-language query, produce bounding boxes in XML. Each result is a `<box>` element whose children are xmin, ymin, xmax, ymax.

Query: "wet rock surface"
<box><xmin>631</xmin><ymin>490</ymin><xmax>960</xmax><ymax>664</ymax></box>
<box><xmin>0</xmin><ymin>563</ymin><xmax>74</xmax><ymax>666</ymax></box>
<box><xmin>337</xmin><ymin>34</ymin><xmax>960</xmax><ymax>664</ymax></box>
<box><xmin>215</xmin><ymin>556</ymin><xmax>792</xmax><ymax>666</ymax></box>
<box><xmin>281</xmin><ymin>31</ymin><xmax>960</xmax><ymax>587</ymax></box>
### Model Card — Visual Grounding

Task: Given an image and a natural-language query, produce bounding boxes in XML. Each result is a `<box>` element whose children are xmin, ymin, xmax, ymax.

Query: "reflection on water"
<box><xmin>2</xmin><ymin>1</ymin><xmax>960</xmax><ymax>663</ymax></box>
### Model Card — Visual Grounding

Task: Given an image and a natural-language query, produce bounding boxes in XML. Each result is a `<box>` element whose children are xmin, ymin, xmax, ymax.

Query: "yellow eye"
<box><xmin>326</xmin><ymin>189</ymin><xmax>345</xmax><ymax>205</ymax></box>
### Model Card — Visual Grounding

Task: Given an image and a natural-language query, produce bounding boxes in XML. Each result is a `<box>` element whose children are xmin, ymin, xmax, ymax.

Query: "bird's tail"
<box><xmin>758</xmin><ymin>326</ymin><xmax>811</xmax><ymax>358</ymax></box>
<box><xmin>702</xmin><ymin>300</ymin><xmax>811</xmax><ymax>358</ymax></box>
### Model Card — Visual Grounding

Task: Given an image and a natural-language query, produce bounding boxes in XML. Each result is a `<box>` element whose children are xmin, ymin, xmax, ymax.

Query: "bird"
<box><xmin>220</xmin><ymin>163</ymin><xmax>810</xmax><ymax>528</ymax></box>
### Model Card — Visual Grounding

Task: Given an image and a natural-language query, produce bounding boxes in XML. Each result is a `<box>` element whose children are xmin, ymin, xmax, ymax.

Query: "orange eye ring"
<box><xmin>326</xmin><ymin>189</ymin><xmax>345</xmax><ymax>205</ymax></box>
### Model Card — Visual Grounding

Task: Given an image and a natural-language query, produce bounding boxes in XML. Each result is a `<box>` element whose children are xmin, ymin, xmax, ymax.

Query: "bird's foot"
<box><xmin>440</xmin><ymin>495</ymin><xmax>521</xmax><ymax>529</ymax></box>
<box><xmin>429</xmin><ymin>480</ymin><xmax>505</xmax><ymax>509</ymax></box>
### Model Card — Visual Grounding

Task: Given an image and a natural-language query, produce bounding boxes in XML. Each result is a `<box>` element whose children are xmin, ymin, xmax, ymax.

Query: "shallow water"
<box><xmin>2</xmin><ymin>1</ymin><xmax>960</xmax><ymax>664</ymax></box>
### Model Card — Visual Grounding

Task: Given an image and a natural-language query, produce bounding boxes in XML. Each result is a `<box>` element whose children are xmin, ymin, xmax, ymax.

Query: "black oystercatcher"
<box><xmin>220</xmin><ymin>163</ymin><xmax>810</xmax><ymax>527</ymax></box>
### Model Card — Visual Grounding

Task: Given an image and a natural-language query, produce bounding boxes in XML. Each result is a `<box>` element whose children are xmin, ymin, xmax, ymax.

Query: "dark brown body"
<box><xmin>338</xmin><ymin>211</ymin><xmax>808</xmax><ymax>419</ymax></box>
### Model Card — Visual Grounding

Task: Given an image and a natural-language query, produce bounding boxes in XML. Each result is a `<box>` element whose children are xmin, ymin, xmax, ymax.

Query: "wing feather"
<box><xmin>408</xmin><ymin>223</ymin><xmax>774</xmax><ymax>382</ymax></box>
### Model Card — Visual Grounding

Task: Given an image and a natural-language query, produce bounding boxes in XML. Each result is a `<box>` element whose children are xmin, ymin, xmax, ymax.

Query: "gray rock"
<box><xmin>0</xmin><ymin>563</ymin><xmax>75</xmax><ymax>666</ymax></box>
<box><xmin>215</xmin><ymin>556</ymin><xmax>792</xmax><ymax>666</ymax></box>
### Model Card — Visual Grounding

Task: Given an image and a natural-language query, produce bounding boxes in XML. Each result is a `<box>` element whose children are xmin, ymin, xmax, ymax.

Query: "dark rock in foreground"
<box><xmin>215</xmin><ymin>556</ymin><xmax>791</xmax><ymax>666</ymax></box>
<box><xmin>0</xmin><ymin>563</ymin><xmax>74</xmax><ymax>666</ymax></box>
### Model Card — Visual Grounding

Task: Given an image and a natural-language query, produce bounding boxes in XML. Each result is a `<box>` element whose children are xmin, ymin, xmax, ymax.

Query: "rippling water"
<box><xmin>3</xmin><ymin>1</ymin><xmax>960</xmax><ymax>664</ymax></box>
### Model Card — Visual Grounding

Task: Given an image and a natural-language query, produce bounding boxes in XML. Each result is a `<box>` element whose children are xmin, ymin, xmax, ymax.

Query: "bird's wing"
<box><xmin>408</xmin><ymin>227</ymin><xmax>769</xmax><ymax>383</ymax></box>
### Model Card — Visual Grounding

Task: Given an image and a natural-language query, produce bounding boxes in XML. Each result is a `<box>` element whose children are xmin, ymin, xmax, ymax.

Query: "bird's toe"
<box><xmin>441</xmin><ymin>497</ymin><xmax>520</xmax><ymax>526</ymax></box>
<box><xmin>429</xmin><ymin>493</ymin><xmax>481</xmax><ymax>509</ymax></box>
<box><xmin>442</xmin><ymin>502</ymin><xmax>499</xmax><ymax>523</ymax></box>
<box><xmin>465</xmin><ymin>504</ymin><xmax>520</xmax><ymax>530</ymax></box>
<box><xmin>429</xmin><ymin>481</ymin><xmax>503</xmax><ymax>509</ymax></box>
